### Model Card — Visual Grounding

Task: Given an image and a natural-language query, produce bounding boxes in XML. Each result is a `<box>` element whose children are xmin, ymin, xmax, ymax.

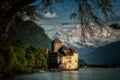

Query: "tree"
<box><xmin>9</xmin><ymin>40</ymin><xmax>27</xmax><ymax>72</ymax></box>
<box><xmin>34</xmin><ymin>48</ymin><xmax>48</xmax><ymax>70</ymax></box>
<box><xmin>0</xmin><ymin>0</ymin><xmax>36</xmax><ymax>44</ymax></box>
<box><xmin>25</xmin><ymin>46</ymin><xmax>48</xmax><ymax>70</ymax></box>
<box><xmin>0</xmin><ymin>0</ymin><xmax>117</xmax><ymax>44</ymax></box>
<box><xmin>25</xmin><ymin>46</ymin><xmax>36</xmax><ymax>70</ymax></box>
<box><xmin>37</xmin><ymin>48</ymin><xmax>48</xmax><ymax>70</ymax></box>
<box><xmin>0</xmin><ymin>40</ymin><xmax>27</xmax><ymax>73</ymax></box>
<box><xmin>0</xmin><ymin>40</ymin><xmax>48</xmax><ymax>73</ymax></box>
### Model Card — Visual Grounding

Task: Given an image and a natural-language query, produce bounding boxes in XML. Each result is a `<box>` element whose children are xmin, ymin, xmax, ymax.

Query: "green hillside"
<box><xmin>7</xmin><ymin>19</ymin><xmax>51</xmax><ymax>49</ymax></box>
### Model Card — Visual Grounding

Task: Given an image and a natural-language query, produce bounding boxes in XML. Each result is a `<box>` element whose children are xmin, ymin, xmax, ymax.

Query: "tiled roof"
<box><xmin>61</xmin><ymin>45</ymin><xmax>68</xmax><ymax>50</ymax></box>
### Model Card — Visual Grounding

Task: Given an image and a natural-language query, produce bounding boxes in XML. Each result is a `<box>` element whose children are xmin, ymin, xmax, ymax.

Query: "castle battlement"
<box><xmin>46</xmin><ymin>38</ymin><xmax>78</xmax><ymax>70</ymax></box>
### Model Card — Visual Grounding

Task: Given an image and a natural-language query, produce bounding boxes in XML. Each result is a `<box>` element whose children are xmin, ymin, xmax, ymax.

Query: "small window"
<box><xmin>68</xmin><ymin>60</ymin><xmax>72</xmax><ymax>63</ymax></box>
<box><xmin>69</xmin><ymin>57</ymin><xmax>71</xmax><ymax>59</ymax></box>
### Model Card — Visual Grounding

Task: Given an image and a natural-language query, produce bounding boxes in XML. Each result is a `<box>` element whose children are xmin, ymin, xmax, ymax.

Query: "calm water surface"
<box><xmin>4</xmin><ymin>68</ymin><xmax>120</xmax><ymax>80</ymax></box>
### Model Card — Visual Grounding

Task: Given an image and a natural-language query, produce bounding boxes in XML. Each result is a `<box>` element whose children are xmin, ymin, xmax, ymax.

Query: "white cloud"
<box><xmin>43</xmin><ymin>12</ymin><xmax>57</xmax><ymax>18</ymax></box>
<box><xmin>41</xmin><ymin>24</ymin><xmax>120</xmax><ymax>48</ymax></box>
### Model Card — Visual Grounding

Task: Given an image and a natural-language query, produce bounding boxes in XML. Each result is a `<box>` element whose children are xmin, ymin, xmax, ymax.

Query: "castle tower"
<box><xmin>52</xmin><ymin>38</ymin><xmax>62</xmax><ymax>52</ymax></box>
<box><xmin>45</xmin><ymin>48</ymin><xmax>49</xmax><ymax>55</ymax></box>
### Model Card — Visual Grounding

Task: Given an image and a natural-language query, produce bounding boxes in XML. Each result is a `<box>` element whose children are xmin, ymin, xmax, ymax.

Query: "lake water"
<box><xmin>2</xmin><ymin>68</ymin><xmax>120</xmax><ymax>80</ymax></box>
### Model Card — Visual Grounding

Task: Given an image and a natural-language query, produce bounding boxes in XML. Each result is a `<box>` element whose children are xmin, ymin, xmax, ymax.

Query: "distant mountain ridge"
<box><xmin>7</xmin><ymin>19</ymin><xmax>52</xmax><ymax>49</ymax></box>
<box><xmin>42</xmin><ymin>23</ymin><xmax>120</xmax><ymax>48</ymax></box>
<box><xmin>80</xmin><ymin>41</ymin><xmax>120</xmax><ymax>64</ymax></box>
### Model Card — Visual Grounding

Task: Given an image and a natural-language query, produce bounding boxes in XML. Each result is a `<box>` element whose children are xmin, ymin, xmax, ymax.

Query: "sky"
<box><xmin>35</xmin><ymin>0</ymin><xmax>120</xmax><ymax>25</ymax></box>
<box><xmin>37</xmin><ymin>0</ymin><xmax>78</xmax><ymax>24</ymax></box>
<box><xmin>34</xmin><ymin>0</ymin><xmax>120</xmax><ymax>64</ymax></box>
<box><xmin>35</xmin><ymin>0</ymin><xmax>120</xmax><ymax>45</ymax></box>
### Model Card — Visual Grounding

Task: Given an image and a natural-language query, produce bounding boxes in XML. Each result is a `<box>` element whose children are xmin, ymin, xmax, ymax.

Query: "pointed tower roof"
<box><xmin>52</xmin><ymin>38</ymin><xmax>62</xmax><ymax>43</ymax></box>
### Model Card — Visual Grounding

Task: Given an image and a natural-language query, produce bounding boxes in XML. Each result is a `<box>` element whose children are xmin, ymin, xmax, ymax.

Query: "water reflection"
<box><xmin>56</xmin><ymin>71</ymin><xmax>79</xmax><ymax>80</ymax></box>
<box><xmin>2</xmin><ymin>68</ymin><xmax>120</xmax><ymax>80</ymax></box>
<box><xmin>13</xmin><ymin>71</ymin><xmax>79</xmax><ymax>80</ymax></box>
<box><xmin>79</xmin><ymin>68</ymin><xmax>120</xmax><ymax>80</ymax></box>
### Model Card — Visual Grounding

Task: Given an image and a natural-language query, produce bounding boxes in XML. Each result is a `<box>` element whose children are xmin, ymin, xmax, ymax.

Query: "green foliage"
<box><xmin>37</xmin><ymin>48</ymin><xmax>48</xmax><ymax>70</ymax></box>
<box><xmin>7</xmin><ymin>20</ymin><xmax>52</xmax><ymax>49</ymax></box>
<box><xmin>25</xmin><ymin>46</ymin><xmax>36</xmax><ymax>69</ymax></box>
<box><xmin>2</xmin><ymin>40</ymin><xmax>27</xmax><ymax>72</ymax></box>
<box><xmin>0</xmin><ymin>40</ymin><xmax>48</xmax><ymax>73</ymax></box>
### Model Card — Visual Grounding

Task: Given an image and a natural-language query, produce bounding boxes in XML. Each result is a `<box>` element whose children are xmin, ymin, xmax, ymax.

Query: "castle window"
<box><xmin>68</xmin><ymin>60</ymin><xmax>72</xmax><ymax>63</ymax></box>
<box><xmin>69</xmin><ymin>57</ymin><xmax>71</xmax><ymax>59</ymax></box>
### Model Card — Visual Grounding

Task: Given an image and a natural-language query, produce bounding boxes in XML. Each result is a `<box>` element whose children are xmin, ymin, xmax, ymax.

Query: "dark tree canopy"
<box><xmin>0</xmin><ymin>0</ymin><xmax>36</xmax><ymax>44</ymax></box>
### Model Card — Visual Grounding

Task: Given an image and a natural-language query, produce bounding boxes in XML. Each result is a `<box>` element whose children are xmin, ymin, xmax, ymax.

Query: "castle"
<box><xmin>46</xmin><ymin>38</ymin><xmax>78</xmax><ymax>70</ymax></box>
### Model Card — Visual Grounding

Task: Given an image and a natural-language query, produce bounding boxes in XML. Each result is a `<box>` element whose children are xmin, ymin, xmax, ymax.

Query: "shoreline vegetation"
<box><xmin>1</xmin><ymin>40</ymin><xmax>120</xmax><ymax>78</ymax></box>
<box><xmin>0</xmin><ymin>40</ymin><xmax>48</xmax><ymax>77</ymax></box>
<box><xmin>1</xmin><ymin>65</ymin><xmax>120</xmax><ymax>77</ymax></box>
<box><xmin>1</xmin><ymin>66</ymin><xmax>120</xmax><ymax>78</ymax></box>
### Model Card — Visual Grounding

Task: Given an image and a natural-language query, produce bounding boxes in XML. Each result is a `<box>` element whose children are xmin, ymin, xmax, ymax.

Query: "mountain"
<box><xmin>80</xmin><ymin>41</ymin><xmax>120</xmax><ymax>64</ymax></box>
<box><xmin>42</xmin><ymin>23</ymin><xmax>120</xmax><ymax>48</ymax></box>
<box><xmin>41</xmin><ymin>23</ymin><xmax>120</xmax><ymax>64</ymax></box>
<box><xmin>23</xmin><ymin>22</ymin><xmax>120</xmax><ymax>64</ymax></box>
<box><xmin>7</xmin><ymin>19</ymin><xmax>52</xmax><ymax>49</ymax></box>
